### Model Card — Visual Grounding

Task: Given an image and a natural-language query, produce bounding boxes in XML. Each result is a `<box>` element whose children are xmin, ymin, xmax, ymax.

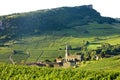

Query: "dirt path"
<box><xmin>36</xmin><ymin>51</ymin><xmax>44</xmax><ymax>62</ymax></box>
<box><xmin>9</xmin><ymin>53</ymin><xmax>15</xmax><ymax>64</ymax></box>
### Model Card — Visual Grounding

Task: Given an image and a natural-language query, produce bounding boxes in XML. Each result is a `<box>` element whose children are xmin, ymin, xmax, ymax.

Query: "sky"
<box><xmin>0</xmin><ymin>0</ymin><xmax>120</xmax><ymax>18</ymax></box>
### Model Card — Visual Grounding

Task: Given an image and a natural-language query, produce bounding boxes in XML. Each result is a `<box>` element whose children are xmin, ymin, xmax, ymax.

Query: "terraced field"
<box><xmin>1</xmin><ymin>34</ymin><xmax>120</xmax><ymax>64</ymax></box>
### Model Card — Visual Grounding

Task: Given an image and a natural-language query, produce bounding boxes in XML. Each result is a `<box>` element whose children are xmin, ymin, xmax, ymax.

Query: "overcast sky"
<box><xmin>0</xmin><ymin>0</ymin><xmax>119</xmax><ymax>18</ymax></box>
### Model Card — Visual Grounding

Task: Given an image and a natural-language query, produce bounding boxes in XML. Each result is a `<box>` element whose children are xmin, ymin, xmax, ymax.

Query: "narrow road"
<box><xmin>9</xmin><ymin>53</ymin><xmax>15</xmax><ymax>64</ymax></box>
<box><xmin>36</xmin><ymin>51</ymin><xmax>44</xmax><ymax>62</ymax></box>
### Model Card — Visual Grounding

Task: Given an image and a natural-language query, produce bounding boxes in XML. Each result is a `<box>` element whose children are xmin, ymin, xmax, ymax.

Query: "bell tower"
<box><xmin>65</xmin><ymin>44</ymin><xmax>69</xmax><ymax>62</ymax></box>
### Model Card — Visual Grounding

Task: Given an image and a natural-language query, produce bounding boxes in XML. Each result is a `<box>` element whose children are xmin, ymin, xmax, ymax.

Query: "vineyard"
<box><xmin>1</xmin><ymin>35</ymin><xmax>120</xmax><ymax>64</ymax></box>
<box><xmin>0</xmin><ymin>63</ymin><xmax>120</xmax><ymax>80</ymax></box>
<box><xmin>1</xmin><ymin>55</ymin><xmax>120</xmax><ymax>79</ymax></box>
<box><xmin>1</xmin><ymin>5</ymin><xmax>120</xmax><ymax>79</ymax></box>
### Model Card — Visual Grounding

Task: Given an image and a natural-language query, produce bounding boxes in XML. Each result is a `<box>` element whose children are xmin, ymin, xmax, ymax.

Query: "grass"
<box><xmin>13</xmin><ymin>52</ymin><xmax>29</xmax><ymax>64</ymax></box>
<box><xmin>0</xmin><ymin>47</ymin><xmax>12</xmax><ymax>54</ymax></box>
<box><xmin>1</xmin><ymin>23</ymin><xmax>120</xmax><ymax>63</ymax></box>
<box><xmin>99</xmin><ymin>37</ymin><xmax>120</xmax><ymax>45</ymax></box>
<box><xmin>87</xmin><ymin>23</ymin><xmax>120</xmax><ymax>36</ymax></box>
<box><xmin>0</xmin><ymin>22</ymin><xmax>120</xmax><ymax>79</ymax></box>
<box><xmin>0</xmin><ymin>53</ymin><xmax>11</xmax><ymax>63</ymax></box>
<box><xmin>87</xmin><ymin>44</ymin><xmax>101</xmax><ymax>50</ymax></box>
<box><xmin>79</xmin><ymin>55</ymin><xmax>120</xmax><ymax>71</ymax></box>
<box><xmin>0</xmin><ymin>47</ymin><xmax>12</xmax><ymax>63</ymax></box>
<box><xmin>1</xmin><ymin>34</ymin><xmax>120</xmax><ymax>63</ymax></box>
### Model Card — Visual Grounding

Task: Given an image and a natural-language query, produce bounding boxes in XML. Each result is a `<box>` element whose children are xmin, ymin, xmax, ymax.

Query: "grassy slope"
<box><xmin>1</xmin><ymin>23</ymin><xmax>120</xmax><ymax>63</ymax></box>
<box><xmin>79</xmin><ymin>55</ymin><xmax>120</xmax><ymax>71</ymax></box>
<box><xmin>0</xmin><ymin>47</ymin><xmax>12</xmax><ymax>63</ymax></box>
<box><xmin>0</xmin><ymin>22</ymin><xmax>120</xmax><ymax>79</ymax></box>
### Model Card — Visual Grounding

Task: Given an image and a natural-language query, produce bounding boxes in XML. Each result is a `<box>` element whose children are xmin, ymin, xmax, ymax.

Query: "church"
<box><xmin>63</xmin><ymin>44</ymin><xmax>82</xmax><ymax>68</ymax></box>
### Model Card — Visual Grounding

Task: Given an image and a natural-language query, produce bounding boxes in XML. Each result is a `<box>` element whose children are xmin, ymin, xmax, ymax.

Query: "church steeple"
<box><xmin>65</xmin><ymin>44</ymin><xmax>69</xmax><ymax>61</ymax></box>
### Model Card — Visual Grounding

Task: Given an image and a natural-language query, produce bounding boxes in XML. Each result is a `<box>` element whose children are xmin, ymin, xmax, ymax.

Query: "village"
<box><xmin>26</xmin><ymin>44</ymin><xmax>81</xmax><ymax>68</ymax></box>
<box><xmin>26</xmin><ymin>44</ymin><xmax>99</xmax><ymax>68</ymax></box>
<box><xmin>2</xmin><ymin>39</ymin><xmax>115</xmax><ymax>68</ymax></box>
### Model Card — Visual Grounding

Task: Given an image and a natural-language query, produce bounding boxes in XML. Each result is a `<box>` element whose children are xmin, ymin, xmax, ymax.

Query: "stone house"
<box><xmin>56</xmin><ymin>57</ymin><xmax>63</xmax><ymax>63</ymax></box>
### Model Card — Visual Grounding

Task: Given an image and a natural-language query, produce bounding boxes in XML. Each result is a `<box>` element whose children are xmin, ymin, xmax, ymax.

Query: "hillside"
<box><xmin>0</xmin><ymin>5</ymin><xmax>119</xmax><ymax>42</ymax></box>
<box><xmin>0</xmin><ymin>5</ymin><xmax>120</xmax><ymax>64</ymax></box>
<box><xmin>1</xmin><ymin>4</ymin><xmax>120</xmax><ymax>79</ymax></box>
